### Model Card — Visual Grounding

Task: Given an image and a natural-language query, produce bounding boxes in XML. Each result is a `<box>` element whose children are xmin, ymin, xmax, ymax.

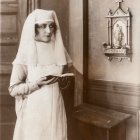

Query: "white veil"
<box><xmin>13</xmin><ymin>9</ymin><xmax>72</xmax><ymax>66</ymax></box>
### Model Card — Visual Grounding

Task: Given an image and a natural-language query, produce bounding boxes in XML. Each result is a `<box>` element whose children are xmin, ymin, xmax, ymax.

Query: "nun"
<box><xmin>9</xmin><ymin>9</ymin><xmax>72</xmax><ymax>140</ymax></box>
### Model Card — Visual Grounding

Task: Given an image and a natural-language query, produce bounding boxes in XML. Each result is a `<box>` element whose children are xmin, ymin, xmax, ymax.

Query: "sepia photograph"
<box><xmin>0</xmin><ymin>0</ymin><xmax>140</xmax><ymax>140</ymax></box>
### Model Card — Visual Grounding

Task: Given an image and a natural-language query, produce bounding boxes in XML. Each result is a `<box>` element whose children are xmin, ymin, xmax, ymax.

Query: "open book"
<box><xmin>45</xmin><ymin>73</ymin><xmax>74</xmax><ymax>80</ymax></box>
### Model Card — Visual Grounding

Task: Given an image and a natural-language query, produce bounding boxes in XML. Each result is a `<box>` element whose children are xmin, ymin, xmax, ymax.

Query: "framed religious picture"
<box><xmin>102</xmin><ymin>0</ymin><xmax>132</xmax><ymax>61</ymax></box>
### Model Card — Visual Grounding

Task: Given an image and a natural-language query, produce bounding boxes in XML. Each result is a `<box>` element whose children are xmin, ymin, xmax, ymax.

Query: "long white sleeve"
<box><xmin>9</xmin><ymin>64</ymin><xmax>39</xmax><ymax>97</ymax></box>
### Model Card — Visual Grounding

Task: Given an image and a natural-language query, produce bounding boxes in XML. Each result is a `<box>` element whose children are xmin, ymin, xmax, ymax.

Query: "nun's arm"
<box><xmin>9</xmin><ymin>64</ymin><xmax>39</xmax><ymax>97</ymax></box>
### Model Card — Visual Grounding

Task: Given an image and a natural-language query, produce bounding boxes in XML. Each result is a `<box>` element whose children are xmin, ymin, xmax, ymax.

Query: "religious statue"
<box><xmin>113</xmin><ymin>24</ymin><xmax>124</xmax><ymax>48</ymax></box>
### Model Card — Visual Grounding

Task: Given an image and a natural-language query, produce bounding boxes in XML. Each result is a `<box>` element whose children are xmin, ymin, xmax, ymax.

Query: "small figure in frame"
<box><xmin>113</xmin><ymin>23</ymin><xmax>125</xmax><ymax>49</ymax></box>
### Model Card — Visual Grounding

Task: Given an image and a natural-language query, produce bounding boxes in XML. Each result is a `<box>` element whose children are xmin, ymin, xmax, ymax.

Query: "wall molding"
<box><xmin>0</xmin><ymin>62</ymin><xmax>12</xmax><ymax>74</ymax></box>
<box><xmin>88</xmin><ymin>80</ymin><xmax>140</xmax><ymax>96</ymax></box>
<box><xmin>86</xmin><ymin>80</ymin><xmax>140</xmax><ymax>140</ymax></box>
<box><xmin>87</xmin><ymin>80</ymin><xmax>140</xmax><ymax>109</ymax></box>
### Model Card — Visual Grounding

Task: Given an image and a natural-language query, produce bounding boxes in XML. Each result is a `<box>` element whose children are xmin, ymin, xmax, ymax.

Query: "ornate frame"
<box><xmin>102</xmin><ymin>0</ymin><xmax>132</xmax><ymax>61</ymax></box>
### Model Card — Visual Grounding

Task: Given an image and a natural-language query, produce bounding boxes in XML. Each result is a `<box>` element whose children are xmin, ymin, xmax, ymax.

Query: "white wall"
<box><xmin>69</xmin><ymin>0</ymin><xmax>83</xmax><ymax>105</ymax></box>
<box><xmin>69</xmin><ymin>0</ymin><xmax>83</xmax><ymax>74</ymax></box>
<box><xmin>88</xmin><ymin>0</ymin><xmax>140</xmax><ymax>84</ymax></box>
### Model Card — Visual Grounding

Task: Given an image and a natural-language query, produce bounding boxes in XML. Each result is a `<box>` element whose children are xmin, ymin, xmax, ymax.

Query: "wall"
<box><xmin>88</xmin><ymin>0</ymin><xmax>140</xmax><ymax>84</ymax></box>
<box><xmin>69</xmin><ymin>1</ymin><xmax>84</xmax><ymax>139</ymax></box>
<box><xmin>69</xmin><ymin>0</ymin><xmax>83</xmax><ymax>74</ymax></box>
<box><xmin>69</xmin><ymin>0</ymin><xmax>83</xmax><ymax>106</ymax></box>
<box><xmin>87</xmin><ymin>1</ymin><xmax>140</xmax><ymax>140</ymax></box>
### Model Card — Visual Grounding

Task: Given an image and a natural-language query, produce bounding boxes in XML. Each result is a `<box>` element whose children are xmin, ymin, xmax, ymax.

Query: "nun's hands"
<box><xmin>36</xmin><ymin>77</ymin><xmax>57</xmax><ymax>87</ymax></box>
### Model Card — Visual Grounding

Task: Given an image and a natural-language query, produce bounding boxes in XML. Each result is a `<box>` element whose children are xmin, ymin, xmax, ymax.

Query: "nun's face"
<box><xmin>35</xmin><ymin>21</ymin><xmax>56</xmax><ymax>43</ymax></box>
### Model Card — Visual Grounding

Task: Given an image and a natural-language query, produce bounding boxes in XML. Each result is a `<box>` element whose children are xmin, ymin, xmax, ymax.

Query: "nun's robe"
<box><xmin>9</xmin><ymin>44</ymin><xmax>67</xmax><ymax>140</ymax></box>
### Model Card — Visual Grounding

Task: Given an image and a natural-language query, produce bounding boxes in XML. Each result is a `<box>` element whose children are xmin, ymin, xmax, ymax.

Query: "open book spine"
<box><xmin>60</xmin><ymin>73</ymin><xmax>74</xmax><ymax>77</ymax></box>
